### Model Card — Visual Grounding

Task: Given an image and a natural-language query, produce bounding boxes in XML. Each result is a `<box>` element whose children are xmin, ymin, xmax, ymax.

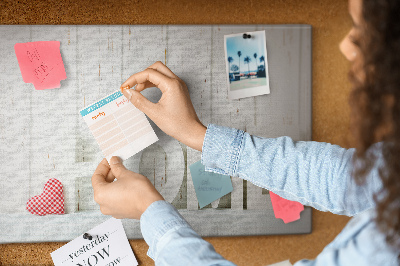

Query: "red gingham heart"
<box><xmin>26</xmin><ymin>178</ymin><xmax>65</xmax><ymax>216</ymax></box>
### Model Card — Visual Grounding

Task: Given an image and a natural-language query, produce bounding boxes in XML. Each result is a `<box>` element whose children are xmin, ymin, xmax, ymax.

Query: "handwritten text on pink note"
<box><xmin>14</xmin><ymin>41</ymin><xmax>67</xmax><ymax>90</ymax></box>
<box><xmin>270</xmin><ymin>191</ymin><xmax>304</xmax><ymax>224</ymax></box>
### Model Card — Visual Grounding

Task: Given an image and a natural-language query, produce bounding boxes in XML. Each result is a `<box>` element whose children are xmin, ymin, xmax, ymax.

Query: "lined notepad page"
<box><xmin>80</xmin><ymin>90</ymin><xmax>158</xmax><ymax>162</ymax></box>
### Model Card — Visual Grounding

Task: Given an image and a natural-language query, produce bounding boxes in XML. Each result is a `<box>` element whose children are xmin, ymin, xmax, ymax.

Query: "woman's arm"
<box><xmin>92</xmin><ymin>157</ymin><xmax>235</xmax><ymax>265</ymax></box>
<box><xmin>141</xmin><ymin>201</ymin><xmax>236</xmax><ymax>266</ymax></box>
<box><xmin>119</xmin><ymin>62</ymin><xmax>382</xmax><ymax>217</ymax></box>
<box><xmin>202</xmin><ymin>124</ymin><xmax>383</xmax><ymax>216</ymax></box>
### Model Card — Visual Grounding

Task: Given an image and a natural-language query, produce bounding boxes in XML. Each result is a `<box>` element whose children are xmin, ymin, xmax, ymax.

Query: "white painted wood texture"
<box><xmin>0</xmin><ymin>25</ymin><xmax>311</xmax><ymax>242</ymax></box>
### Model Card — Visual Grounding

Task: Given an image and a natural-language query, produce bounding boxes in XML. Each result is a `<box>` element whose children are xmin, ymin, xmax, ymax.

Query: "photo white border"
<box><xmin>224</xmin><ymin>30</ymin><xmax>270</xmax><ymax>100</ymax></box>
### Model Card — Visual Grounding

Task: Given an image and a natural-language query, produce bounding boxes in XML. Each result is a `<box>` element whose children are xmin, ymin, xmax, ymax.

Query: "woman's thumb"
<box><xmin>109</xmin><ymin>156</ymin><xmax>128</xmax><ymax>178</ymax></box>
<box><xmin>122</xmin><ymin>89</ymin><xmax>154</xmax><ymax>116</ymax></box>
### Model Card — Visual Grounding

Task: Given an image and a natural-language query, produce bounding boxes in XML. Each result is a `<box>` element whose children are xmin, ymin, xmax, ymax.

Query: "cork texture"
<box><xmin>0</xmin><ymin>0</ymin><xmax>352</xmax><ymax>265</ymax></box>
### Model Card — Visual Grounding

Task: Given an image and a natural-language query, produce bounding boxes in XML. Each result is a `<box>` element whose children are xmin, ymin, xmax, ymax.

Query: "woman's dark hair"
<box><xmin>349</xmin><ymin>0</ymin><xmax>400</xmax><ymax>257</ymax></box>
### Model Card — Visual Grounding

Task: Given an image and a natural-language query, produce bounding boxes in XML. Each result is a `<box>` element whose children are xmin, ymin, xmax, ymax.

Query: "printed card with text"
<box><xmin>51</xmin><ymin>218</ymin><xmax>138</xmax><ymax>266</ymax></box>
<box><xmin>80</xmin><ymin>90</ymin><xmax>158</xmax><ymax>162</ymax></box>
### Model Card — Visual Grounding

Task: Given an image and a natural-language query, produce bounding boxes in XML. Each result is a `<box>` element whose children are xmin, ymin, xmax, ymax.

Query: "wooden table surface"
<box><xmin>0</xmin><ymin>0</ymin><xmax>352</xmax><ymax>265</ymax></box>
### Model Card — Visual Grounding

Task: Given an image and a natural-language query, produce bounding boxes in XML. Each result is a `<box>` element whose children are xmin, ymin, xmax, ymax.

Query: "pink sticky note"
<box><xmin>14</xmin><ymin>41</ymin><xmax>67</xmax><ymax>90</ymax></box>
<box><xmin>270</xmin><ymin>191</ymin><xmax>304</xmax><ymax>224</ymax></box>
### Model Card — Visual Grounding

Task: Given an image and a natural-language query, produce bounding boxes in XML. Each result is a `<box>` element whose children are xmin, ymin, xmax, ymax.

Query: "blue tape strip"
<box><xmin>80</xmin><ymin>91</ymin><xmax>123</xmax><ymax>117</ymax></box>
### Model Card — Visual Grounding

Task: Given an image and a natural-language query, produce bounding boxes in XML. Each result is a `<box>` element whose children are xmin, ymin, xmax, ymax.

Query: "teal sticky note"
<box><xmin>189</xmin><ymin>160</ymin><xmax>233</xmax><ymax>209</ymax></box>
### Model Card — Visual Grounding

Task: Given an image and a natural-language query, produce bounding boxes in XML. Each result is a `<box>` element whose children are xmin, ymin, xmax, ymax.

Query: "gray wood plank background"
<box><xmin>0</xmin><ymin>25</ymin><xmax>312</xmax><ymax>243</ymax></box>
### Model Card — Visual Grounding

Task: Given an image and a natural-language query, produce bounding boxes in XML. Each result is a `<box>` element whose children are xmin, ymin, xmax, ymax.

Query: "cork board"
<box><xmin>0</xmin><ymin>0</ymin><xmax>352</xmax><ymax>265</ymax></box>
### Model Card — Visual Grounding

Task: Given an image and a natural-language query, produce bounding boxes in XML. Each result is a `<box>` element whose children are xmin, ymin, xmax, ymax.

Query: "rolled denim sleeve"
<box><xmin>201</xmin><ymin>124</ymin><xmax>383</xmax><ymax>216</ymax></box>
<box><xmin>140</xmin><ymin>200</ymin><xmax>236</xmax><ymax>265</ymax></box>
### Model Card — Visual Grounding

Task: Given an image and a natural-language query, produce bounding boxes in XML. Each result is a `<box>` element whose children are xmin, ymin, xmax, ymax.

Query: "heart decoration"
<box><xmin>26</xmin><ymin>178</ymin><xmax>65</xmax><ymax>216</ymax></box>
<box><xmin>270</xmin><ymin>191</ymin><xmax>304</xmax><ymax>224</ymax></box>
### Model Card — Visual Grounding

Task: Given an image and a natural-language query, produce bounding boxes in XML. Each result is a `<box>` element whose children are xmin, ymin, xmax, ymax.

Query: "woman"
<box><xmin>91</xmin><ymin>0</ymin><xmax>400</xmax><ymax>264</ymax></box>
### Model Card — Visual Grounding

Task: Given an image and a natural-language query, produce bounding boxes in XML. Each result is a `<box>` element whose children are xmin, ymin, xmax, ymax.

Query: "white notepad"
<box><xmin>80</xmin><ymin>90</ymin><xmax>158</xmax><ymax>162</ymax></box>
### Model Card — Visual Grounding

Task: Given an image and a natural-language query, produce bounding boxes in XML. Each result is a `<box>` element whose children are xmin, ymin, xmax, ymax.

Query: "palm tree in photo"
<box><xmin>253</xmin><ymin>53</ymin><xmax>258</xmax><ymax>73</ymax></box>
<box><xmin>237</xmin><ymin>51</ymin><xmax>242</xmax><ymax>77</ymax></box>
<box><xmin>244</xmin><ymin>56</ymin><xmax>251</xmax><ymax>78</ymax></box>
<box><xmin>227</xmin><ymin>56</ymin><xmax>234</xmax><ymax>73</ymax></box>
<box><xmin>260</xmin><ymin>55</ymin><xmax>266</xmax><ymax>72</ymax></box>
<box><xmin>227</xmin><ymin>56</ymin><xmax>234</xmax><ymax>83</ymax></box>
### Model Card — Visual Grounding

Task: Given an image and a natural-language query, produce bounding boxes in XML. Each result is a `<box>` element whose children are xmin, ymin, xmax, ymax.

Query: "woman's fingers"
<box><xmin>105</xmin><ymin>168</ymin><xmax>116</xmax><ymax>183</ymax></box>
<box><xmin>121</xmin><ymin>61</ymin><xmax>180</xmax><ymax>93</ymax></box>
<box><xmin>135</xmin><ymin>81</ymin><xmax>156</xmax><ymax>92</ymax></box>
<box><xmin>121</xmin><ymin>88</ymin><xmax>159</xmax><ymax>119</ymax></box>
<box><xmin>91</xmin><ymin>159</ymin><xmax>110</xmax><ymax>192</ymax></box>
<box><xmin>120</xmin><ymin>65</ymin><xmax>181</xmax><ymax>118</ymax></box>
<box><xmin>121</xmin><ymin>68</ymin><xmax>173</xmax><ymax>94</ymax></box>
<box><xmin>147</xmin><ymin>61</ymin><xmax>178</xmax><ymax>79</ymax></box>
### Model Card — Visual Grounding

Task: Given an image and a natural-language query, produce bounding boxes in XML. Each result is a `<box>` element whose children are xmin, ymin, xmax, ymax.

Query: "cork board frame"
<box><xmin>0</xmin><ymin>1</ymin><xmax>356</xmax><ymax>265</ymax></box>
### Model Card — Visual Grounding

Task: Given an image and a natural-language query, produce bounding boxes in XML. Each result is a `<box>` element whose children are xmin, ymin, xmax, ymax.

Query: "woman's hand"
<box><xmin>91</xmin><ymin>157</ymin><xmax>164</xmax><ymax>219</ymax></box>
<box><xmin>120</xmin><ymin>61</ymin><xmax>206</xmax><ymax>151</ymax></box>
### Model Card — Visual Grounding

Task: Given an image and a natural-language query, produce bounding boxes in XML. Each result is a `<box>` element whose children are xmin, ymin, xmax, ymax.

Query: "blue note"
<box><xmin>189</xmin><ymin>160</ymin><xmax>233</xmax><ymax>209</ymax></box>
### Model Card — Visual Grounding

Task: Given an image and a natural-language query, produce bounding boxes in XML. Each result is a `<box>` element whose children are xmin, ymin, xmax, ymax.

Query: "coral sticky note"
<box><xmin>270</xmin><ymin>191</ymin><xmax>304</xmax><ymax>224</ymax></box>
<box><xmin>14</xmin><ymin>41</ymin><xmax>67</xmax><ymax>90</ymax></box>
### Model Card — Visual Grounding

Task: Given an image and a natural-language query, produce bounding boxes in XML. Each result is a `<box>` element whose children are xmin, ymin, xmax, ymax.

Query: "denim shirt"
<box><xmin>140</xmin><ymin>124</ymin><xmax>399</xmax><ymax>265</ymax></box>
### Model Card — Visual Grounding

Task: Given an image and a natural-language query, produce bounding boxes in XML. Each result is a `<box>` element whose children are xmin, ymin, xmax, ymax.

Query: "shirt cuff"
<box><xmin>201</xmin><ymin>124</ymin><xmax>245</xmax><ymax>176</ymax></box>
<box><xmin>140</xmin><ymin>200</ymin><xmax>191</xmax><ymax>260</ymax></box>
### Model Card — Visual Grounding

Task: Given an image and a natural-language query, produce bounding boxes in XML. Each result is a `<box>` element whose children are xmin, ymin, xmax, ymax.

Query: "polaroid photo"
<box><xmin>224</xmin><ymin>30</ymin><xmax>270</xmax><ymax>100</ymax></box>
